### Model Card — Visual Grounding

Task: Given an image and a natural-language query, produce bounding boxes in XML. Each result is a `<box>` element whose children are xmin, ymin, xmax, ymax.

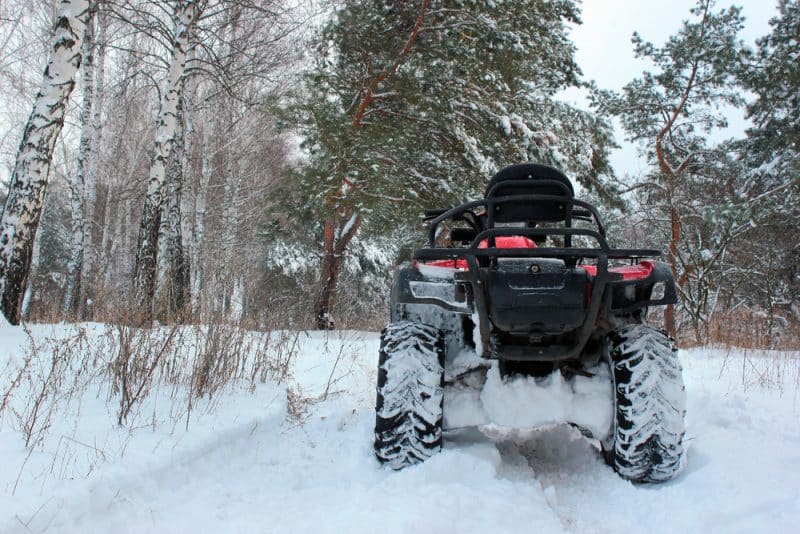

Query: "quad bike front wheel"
<box><xmin>374</xmin><ymin>321</ymin><xmax>445</xmax><ymax>469</ymax></box>
<box><xmin>603</xmin><ymin>324</ymin><xmax>687</xmax><ymax>483</ymax></box>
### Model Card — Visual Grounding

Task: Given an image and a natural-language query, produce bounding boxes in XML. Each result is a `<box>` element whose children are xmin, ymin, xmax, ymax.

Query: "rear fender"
<box><xmin>609</xmin><ymin>261</ymin><xmax>677</xmax><ymax>312</ymax></box>
<box><xmin>390</xmin><ymin>262</ymin><xmax>476</xmax><ymax>363</ymax></box>
<box><xmin>390</xmin><ymin>262</ymin><xmax>470</xmax><ymax>314</ymax></box>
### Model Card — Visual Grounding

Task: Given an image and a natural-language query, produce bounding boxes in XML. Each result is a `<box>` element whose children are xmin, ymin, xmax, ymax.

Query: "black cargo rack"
<box><xmin>412</xmin><ymin>192</ymin><xmax>664</xmax><ymax>361</ymax></box>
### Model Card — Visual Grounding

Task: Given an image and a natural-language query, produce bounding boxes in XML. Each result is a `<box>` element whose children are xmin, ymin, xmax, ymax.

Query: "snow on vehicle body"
<box><xmin>375</xmin><ymin>163</ymin><xmax>687</xmax><ymax>483</ymax></box>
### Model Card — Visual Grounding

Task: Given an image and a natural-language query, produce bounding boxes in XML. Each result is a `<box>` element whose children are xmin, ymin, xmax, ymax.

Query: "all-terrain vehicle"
<box><xmin>374</xmin><ymin>163</ymin><xmax>686</xmax><ymax>483</ymax></box>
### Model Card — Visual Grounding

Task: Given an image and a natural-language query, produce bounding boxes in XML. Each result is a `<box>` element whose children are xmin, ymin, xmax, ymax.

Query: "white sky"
<box><xmin>561</xmin><ymin>0</ymin><xmax>779</xmax><ymax>179</ymax></box>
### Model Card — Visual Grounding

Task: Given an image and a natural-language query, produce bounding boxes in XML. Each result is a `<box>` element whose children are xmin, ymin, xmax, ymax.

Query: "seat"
<box><xmin>484</xmin><ymin>163</ymin><xmax>573</xmax><ymax>224</ymax></box>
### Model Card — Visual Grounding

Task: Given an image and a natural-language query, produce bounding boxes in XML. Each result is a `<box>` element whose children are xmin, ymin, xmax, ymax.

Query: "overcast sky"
<box><xmin>562</xmin><ymin>0</ymin><xmax>779</xmax><ymax>179</ymax></box>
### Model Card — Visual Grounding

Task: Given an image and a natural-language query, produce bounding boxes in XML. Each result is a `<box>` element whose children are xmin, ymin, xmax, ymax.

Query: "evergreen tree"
<box><xmin>737</xmin><ymin>0</ymin><xmax>800</xmax><ymax>323</ymax></box>
<box><xmin>291</xmin><ymin>0</ymin><xmax>617</xmax><ymax>328</ymax></box>
<box><xmin>592</xmin><ymin>0</ymin><xmax>751</xmax><ymax>337</ymax></box>
<box><xmin>745</xmin><ymin>0</ymin><xmax>799</xmax><ymax>179</ymax></box>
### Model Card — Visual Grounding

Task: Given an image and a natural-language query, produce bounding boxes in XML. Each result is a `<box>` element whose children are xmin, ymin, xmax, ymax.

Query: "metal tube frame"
<box><xmin>415</xmin><ymin>192</ymin><xmax>663</xmax><ymax>361</ymax></box>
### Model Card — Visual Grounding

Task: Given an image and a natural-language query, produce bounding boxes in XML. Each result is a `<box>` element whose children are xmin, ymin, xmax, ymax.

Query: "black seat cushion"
<box><xmin>484</xmin><ymin>163</ymin><xmax>574</xmax><ymax>223</ymax></box>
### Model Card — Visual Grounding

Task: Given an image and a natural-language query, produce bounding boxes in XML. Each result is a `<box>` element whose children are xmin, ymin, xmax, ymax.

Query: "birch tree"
<box><xmin>190</xmin><ymin>122</ymin><xmax>213</xmax><ymax>316</ymax></box>
<box><xmin>80</xmin><ymin>3</ymin><xmax>106</xmax><ymax>319</ymax></box>
<box><xmin>62</xmin><ymin>3</ymin><xmax>97</xmax><ymax>319</ymax></box>
<box><xmin>128</xmin><ymin>0</ymin><xmax>297</xmax><ymax>322</ymax></box>
<box><xmin>0</xmin><ymin>0</ymin><xmax>92</xmax><ymax>324</ymax></box>
<box><xmin>132</xmin><ymin>0</ymin><xmax>202</xmax><ymax>320</ymax></box>
<box><xmin>178</xmin><ymin>1</ymin><xmax>297</xmax><ymax>322</ymax></box>
<box><xmin>156</xmin><ymin>91</ymin><xmax>190</xmax><ymax>320</ymax></box>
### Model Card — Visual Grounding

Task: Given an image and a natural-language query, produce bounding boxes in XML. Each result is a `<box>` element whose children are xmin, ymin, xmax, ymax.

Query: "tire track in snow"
<box><xmin>470</xmin><ymin>426</ymin><xmax>600</xmax><ymax>532</ymax></box>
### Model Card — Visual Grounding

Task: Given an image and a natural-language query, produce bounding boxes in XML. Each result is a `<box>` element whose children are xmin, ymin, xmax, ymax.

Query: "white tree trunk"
<box><xmin>155</xmin><ymin>93</ymin><xmax>190</xmax><ymax>320</ymax></box>
<box><xmin>63</xmin><ymin>6</ymin><xmax>96</xmax><ymax>319</ymax></box>
<box><xmin>80</xmin><ymin>2</ymin><xmax>106</xmax><ymax>319</ymax></box>
<box><xmin>100</xmin><ymin>185</ymin><xmax>115</xmax><ymax>302</ymax></box>
<box><xmin>21</xmin><ymin>227</ymin><xmax>42</xmax><ymax>321</ymax></box>
<box><xmin>123</xmin><ymin>198</ymin><xmax>132</xmax><ymax>278</ymax></box>
<box><xmin>103</xmin><ymin>196</ymin><xmax>132</xmax><ymax>308</ymax></box>
<box><xmin>0</xmin><ymin>0</ymin><xmax>92</xmax><ymax>324</ymax></box>
<box><xmin>217</xmin><ymin>154</ymin><xmax>242</xmax><ymax>315</ymax></box>
<box><xmin>180</xmin><ymin>49</ymin><xmax>196</xmax><ymax>264</ymax></box>
<box><xmin>132</xmin><ymin>0</ymin><xmax>201</xmax><ymax>320</ymax></box>
<box><xmin>191</xmin><ymin>124</ymin><xmax>212</xmax><ymax>316</ymax></box>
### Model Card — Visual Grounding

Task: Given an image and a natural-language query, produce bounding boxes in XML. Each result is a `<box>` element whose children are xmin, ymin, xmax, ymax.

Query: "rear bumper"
<box><xmin>392</xmin><ymin>252</ymin><xmax>676</xmax><ymax>361</ymax></box>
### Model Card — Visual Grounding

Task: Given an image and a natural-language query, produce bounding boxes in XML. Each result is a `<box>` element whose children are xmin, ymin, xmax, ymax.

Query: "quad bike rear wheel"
<box><xmin>374</xmin><ymin>321</ymin><xmax>445</xmax><ymax>469</ymax></box>
<box><xmin>603</xmin><ymin>324</ymin><xmax>687</xmax><ymax>483</ymax></box>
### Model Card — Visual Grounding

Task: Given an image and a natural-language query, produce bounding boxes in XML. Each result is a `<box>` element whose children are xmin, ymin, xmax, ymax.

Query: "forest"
<box><xmin>0</xmin><ymin>0</ymin><xmax>797</xmax><ymax>348</ymax></box>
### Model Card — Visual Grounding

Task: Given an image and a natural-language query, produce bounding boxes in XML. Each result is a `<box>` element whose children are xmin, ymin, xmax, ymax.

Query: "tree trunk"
<box><xmin>100</xmin><ymin>185</ymin><xmax>117</xmax><ymax>301</ymax></box>
<box><xmin>63</xmin><ymin>7</ymin><xmax>96</xmax><ymax>320</ymax></box>
<box><xmin>132</xmin><ymin>0</ymin><xmax>200</xmax><ymax>322</ymax></box>
<box><xmin>21</xmin><ymin>228</ymin><xmax>42</xmax><ymax>321</ymax></box>
<box><xmin>80</xmin><ymin>3</ymin><xmax>106</xmax><ymax>320</ymax></box>
<box><xmin>664</xmin><ymin>203</ymin><xmax>680</xmax><ymax>337</ymax></box>
<box><xmin>179</xmin><ymin>69</ymin><xmax>196</xmax><ymax>317</ymax></box>
<box><xmin>315</xmin><ymin>211</ymin><xmax>361</xmax><ymax>330</ymax></box>
<box><xmin>217</xmin><ymin>152</ymin><xmax>242</xmax><ymax>316</ymax></box>
<box><xmin>191</xmin><ymin>125</ymin><xmax>212</xmax><ymax>318</ymax></box>
<box><xmin>0</xmin><ymin>0</ymin><xmax>92</xmax><ymax>324</ymax></box>
<box><xmin>156</xmin><ymin>94</ymin><xmax>190</xmax><ymax>321</ymax></box>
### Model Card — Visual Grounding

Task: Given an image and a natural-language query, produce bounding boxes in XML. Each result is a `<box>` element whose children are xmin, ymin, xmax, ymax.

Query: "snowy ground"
<box><xmin>1</xmin><ymin>322</ymin><xmax>799</xmax><ymax>533</ymax></box>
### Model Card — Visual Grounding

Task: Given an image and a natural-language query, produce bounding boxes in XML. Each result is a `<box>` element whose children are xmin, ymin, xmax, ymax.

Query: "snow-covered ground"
<box><xmin>1</xmin><ymin>322</ymin><xmax>799</xmax><ymax>533</ymax></box>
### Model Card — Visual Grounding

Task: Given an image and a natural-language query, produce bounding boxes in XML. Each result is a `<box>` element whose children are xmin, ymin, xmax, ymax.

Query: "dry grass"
<box><xmin>0</xmin><ymin>326</ymin><xmax>97</xmax><ymax>447</ymax></box>
<box><xmin>703</xmin><ymin>308</ymin><xmax>800</xmax><ymax>350</ymax></box>
<box><xmin>716</xmin><ymin>346</ymin><xmax>800</xmax><ymax>396</ymax></box>
<box><xmin>0</xmin><ymin>321</ymin><xmax>361</xmax><ymax>499</ymax></box>
<box><xmin>1</xmin><ymin>322</ymin><xmax>305</xmax><ymax>450</ymax></box>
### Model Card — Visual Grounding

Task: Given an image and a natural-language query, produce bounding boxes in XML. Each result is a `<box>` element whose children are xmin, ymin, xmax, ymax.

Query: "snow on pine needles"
<box><xmin>1</xmin><ymin>322</ymin><xmax>799</xmax><ymax>533</ymax></box>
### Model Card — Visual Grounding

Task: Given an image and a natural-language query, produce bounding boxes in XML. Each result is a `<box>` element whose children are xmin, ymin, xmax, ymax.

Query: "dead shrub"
<box><xmin>704</xmin><ymin>307</ymin><xmax>800</xmax><ymax>350</ymax></box>
<box><xmin>109</xmin><ymin>324</ymin><xmax>180</xmax><ymax>425</ymax></box>
<box><xmin>2</xmin><ymin>326</ymin><xmax>95</xmax><ymax>447</ymax></box>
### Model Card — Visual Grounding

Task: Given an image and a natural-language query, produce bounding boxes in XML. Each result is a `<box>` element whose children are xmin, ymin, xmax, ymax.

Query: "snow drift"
<box><xmin>1</xmin><ymin>325</ymin><xmax>798</xmax><ymax>533</ymax></box>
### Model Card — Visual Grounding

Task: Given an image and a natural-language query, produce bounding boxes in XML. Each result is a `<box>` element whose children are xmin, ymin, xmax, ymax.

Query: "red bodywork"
<box><xmin>420</xmin><ymin>236</ymin><xmax>653</xmax><ymax>281</ymax></box>
<box><xmin>578</xmin><ymin>262</ymin><xmax>654</xmax><ymax>280</ymax></box>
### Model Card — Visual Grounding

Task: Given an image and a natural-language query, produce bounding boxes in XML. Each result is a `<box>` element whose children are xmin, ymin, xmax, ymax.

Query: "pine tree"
<box><xmin>738</xmin><ymin>0</ymin><xmax>800</xmax><ymax>324</ymax></box>
<box><xmin>292</xmin><ymin>0</ymin><xmax>617</xmax><ymax>328</ymax></box>
<box><xmin>745</xmin><ymin>0</ymin><xmax>799</xmax><ymax>178</ymax></box>
<box><xmin>592</xmin><ymin>0</ymin><xmax>750</xmax><ymax>337</ymax></box>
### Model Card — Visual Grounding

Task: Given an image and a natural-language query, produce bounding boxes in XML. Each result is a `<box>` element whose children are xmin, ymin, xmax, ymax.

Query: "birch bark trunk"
<box><xmin>191</xmin><ymin>124</ymin><xmax>212</xmax><ymax>317</ymax></box>
<box><xmin>21</xmin><ymin>228</ymin><xmax>42</xmax><ymax>321</ymax></box>
<box><xmin>63</xmin><ymin>5</ymin><xmax>96</xmax><ymax>319</ymax></box>
<box><xmin>179</xmin><ymin>73</ymin><xmax>195</xmax><ymax>316</ymax></box>
<box><xmin>217</xmin><ymin>154</ymin><xmax>242</xmax><ymax>316</ymax></box>
<box><xmin>0</xmin><ymin>0</ymin><xmax>92</xmax><ymax>324</ymax></box>
<box><xmin>80</xmin><ymin>3</ymin><xmax>106</xmax><ymax>320</ymax></box>
<box><xmin>100</xmin><ymin>185</ymin><xmax>116</xmax><ymax>298</ymax></box>
<box><xmin>156</xmin><ymin>94</ymin><xmax>190</xmax><ymax>321</ymax></box>
<box><xmin>132</xmin><ymin>0</ymin><xmax>201</xmax><ymax>321</ymax></box>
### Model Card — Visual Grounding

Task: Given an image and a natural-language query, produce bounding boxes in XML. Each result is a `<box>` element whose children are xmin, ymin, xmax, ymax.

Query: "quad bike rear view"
<box><xmin>373</xmin><ymin>163</ymin><xmax>686</xmax><ymax>483</ymax></box>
